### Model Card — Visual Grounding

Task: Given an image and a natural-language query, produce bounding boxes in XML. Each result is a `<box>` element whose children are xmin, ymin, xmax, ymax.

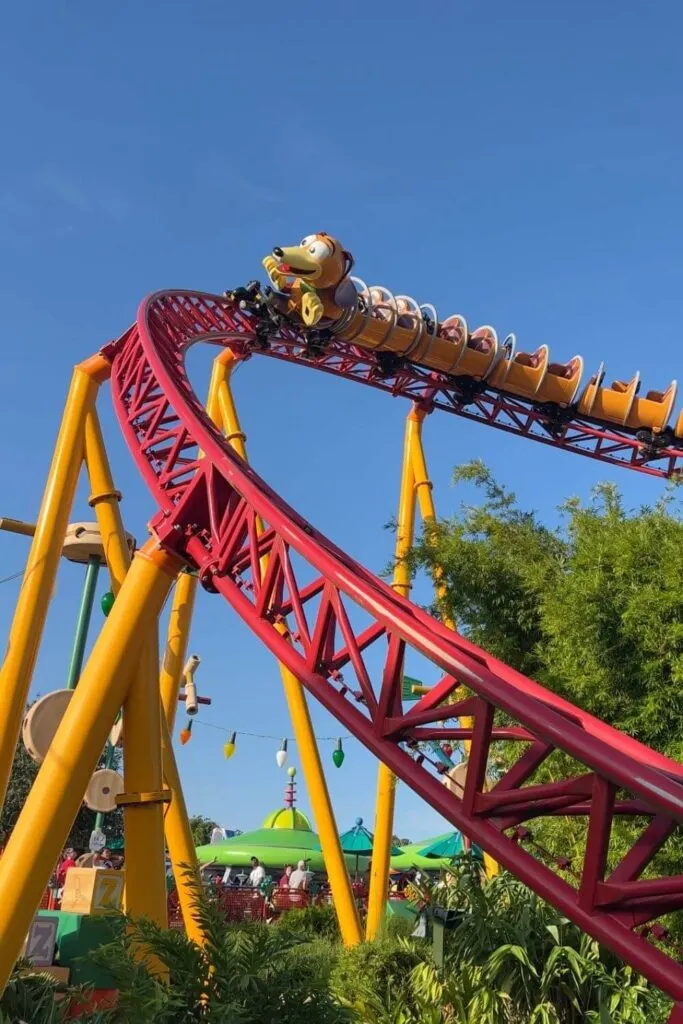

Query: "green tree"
<box><xmin>408</xmin><ymin>462</ymin><xmax>683</xmax><ymax>878</ymax></box>
<box><xmin>189</xmin><ymin>814</ymin><xmax>219</xmax><ymax>846</ymax></box>
<box><xmin>392</xmin><ymin>835</ymin><xmax>412</xmax><ymax>847</ymax></box>
<box><xmin>0</xmin><ymin>725</ymin><xmax>122</xmax><ymax>853</ymax></box>
<box><xmin>403</xmin><ymin>858</ymin><xmax>670</xmax><ymax>1022</ymax></box>
<box><xmin>410</xmin><ymin>461</ymin><xmax>683</xmax><ymax>753</ymax></box>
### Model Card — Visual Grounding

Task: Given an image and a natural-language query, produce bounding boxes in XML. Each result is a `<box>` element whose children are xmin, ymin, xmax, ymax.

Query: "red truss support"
<box><xmin>108</xmin><ymin>291</ymin><xmax>683</xmax><ymax>1008</ymax></box>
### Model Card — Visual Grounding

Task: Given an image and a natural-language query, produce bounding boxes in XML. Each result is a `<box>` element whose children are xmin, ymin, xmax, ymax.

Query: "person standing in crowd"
<box><xmin>56</xmin><ymin>848</ymin><xmax>77</xmax><ymax>887</ymax></box>
<box><xmin>289</xmin><ymin>860</ymin><xmax>311</xmax><ymax>890</ymax></box>
<box><xmin>95</xmin><ymin>847</ymin><xmax>113</xmax><ymax>869</ymax></box>
<box><xmin>279</xmin><ymin>864</ymin><xmax>293</xmax><ymax>888</ymax></box>
<box><xmin>248</xmin><ymin>856</ymin><xmax>266</xmax><ymax>888</ymax></box>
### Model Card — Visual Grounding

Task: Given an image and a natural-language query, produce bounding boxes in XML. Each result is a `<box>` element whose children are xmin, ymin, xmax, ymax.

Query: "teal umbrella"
<box><xmin>339</xmin><ymin>818</ymin><xmax>402</xmax><ymax>856</ymax></box>
<box><xmin>418</xmin><ymin>832</ymin><xmax>465</xmax><ymax>860</ymax></box>
<box><xmin>327</xmin><ymin>818</ymin><xmax>402</xmax><ymax>876</ymax></box>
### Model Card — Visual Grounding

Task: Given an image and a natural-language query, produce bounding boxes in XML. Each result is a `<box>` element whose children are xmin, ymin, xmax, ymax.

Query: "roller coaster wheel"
<box><xmin>373</xmin><ymin>351</ymin><xmax>402</xmax><ymax>379</ymax></box>
<box><xmin>453</xmin><ymin>376</ymin><xmax>486</xmax><ymax>406</ymax></box>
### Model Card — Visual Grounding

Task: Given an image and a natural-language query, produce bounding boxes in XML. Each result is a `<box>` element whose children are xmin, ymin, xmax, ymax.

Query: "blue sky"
<box><xmin>1</xmin><ymin>1</ymin><xmax>682</xmax><ymax>843</ymax></box>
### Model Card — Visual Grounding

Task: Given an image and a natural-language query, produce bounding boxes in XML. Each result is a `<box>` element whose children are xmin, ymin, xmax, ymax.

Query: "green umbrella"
<box><xmin>324</xmin><ymin>818</ymin><xmax>402</xmax><ymax>876</ymax></box>
<box><xmin>418</xmin><ymin>832</ymin><xmax>465</xmax><ymax>859</ymax></box>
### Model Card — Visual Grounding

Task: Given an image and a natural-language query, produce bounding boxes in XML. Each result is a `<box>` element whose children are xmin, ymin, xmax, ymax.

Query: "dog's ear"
<box><xmin>342</xmin><ymin>250</ymin><xmax>355</xmax><ymax>275</ymax></box>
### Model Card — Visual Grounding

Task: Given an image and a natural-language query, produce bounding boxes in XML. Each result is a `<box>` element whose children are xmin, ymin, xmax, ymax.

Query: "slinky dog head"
<box><xmin>271</xmin><ymin>233</ymin><xmax>354</xmax><ymax>289</ymax></box>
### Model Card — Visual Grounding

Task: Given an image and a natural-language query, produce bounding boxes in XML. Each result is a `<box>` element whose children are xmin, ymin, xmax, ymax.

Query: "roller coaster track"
<box><xmin>108</xmin><ymin>291</ymin><xmax>683</xmax><ymax>1010</ymax></box>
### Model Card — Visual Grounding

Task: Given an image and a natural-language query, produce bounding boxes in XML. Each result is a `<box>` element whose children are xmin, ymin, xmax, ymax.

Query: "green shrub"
<box><xmin>278</xmin><ymin>903</ymin><xmax>341</xmax><ymax>942</ymax></box>
<box><xmin>331</xmin><ymin>938</ymin><xmax>425</xmax><ymax>1021</ymax></box>
<box><xmin>383</xmin><ymin>913</ymin><xmax>418</xmax><ymax>941</ymax></box>
<box><xmin>83</xmin><ymin>884</ymin><xmax>351</xmax><ymax>1024</ymax></box>
<box><xmin>286</xmin><ymin>937</ymin><xmax>340</xmax><ymax>986</ymax></box>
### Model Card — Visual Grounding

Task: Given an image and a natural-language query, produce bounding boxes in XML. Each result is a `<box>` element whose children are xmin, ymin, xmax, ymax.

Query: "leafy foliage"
<box><xmin>85</xmin><ymin>881</ymin><xmax>350</xmax><ymax>1023</ymax></box>
<box><xmin>331</xmin><ymin>938</ymin><xmax>425</xmax><ymax>1022</ymax></box>
<box><xmin>410</xmin><ymin>461</ymin><xmax>683</xmax><ymax>755</ymax></box>
<box><xmin>0</xmin><ymin>724</ymin><xmax>122</xmax><ymax>851</ymax></box>
<box><xmin>408</xmin><ymin>462</ymin><xmax>683</xmax><ymax>898</ymax></box>
<box><xmin>392</xmin><ymin>835</ymin><xmax>412</xmax><ymax>847</ymax></box>
<box><xmin>189</xmin><ymin>814</ymin><xmax>219</xmax><ymax>847</ymax></box>
<box><xmin>4</xmin><ymin>868</ymin><xmax>668</xmax><ymax>1023</ymax></box>
<box><xmin>278</xmin><ymin>903</ymin><xmax>341</xmax><ymax>942</ymax></box>
<box><xmin>392</xmin><ymin>861</ymin><xmax>669</xmax><ymax>1023</ymax></box>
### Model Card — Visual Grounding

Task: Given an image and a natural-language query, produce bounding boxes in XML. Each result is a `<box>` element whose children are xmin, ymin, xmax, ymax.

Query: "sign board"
<box><xmin>24</xmin><ymin>916</ymin><xmax>58</xmax><ymax>967</ymax></box>
<box><xmin>89</xmin><ymin>829</ymin><xmax>106</xmax><ymax>853</ymax></box>
<box><xmin>401</xmin><ymin>675</ymin><xmax>423</xmax><ymax>702</ymax></box>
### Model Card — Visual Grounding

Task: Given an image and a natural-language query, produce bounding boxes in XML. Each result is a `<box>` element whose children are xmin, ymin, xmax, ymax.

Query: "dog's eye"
<box><xmin>300</xmin><ymin>235</ymin><xmax>313</xmax><ymax>247</ymax></box>
<box><xmin>308</xmin><ymin>239</ymin><xmax>332</xmax><ymax>260</ymax></box>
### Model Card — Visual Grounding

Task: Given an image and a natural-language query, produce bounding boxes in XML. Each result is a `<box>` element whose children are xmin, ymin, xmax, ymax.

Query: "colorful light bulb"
<box><xmin>276</xmin><ymin>738</ymin><xmax>288</xmax><ymax>769</ymax></box>
<box><xmin>223</xmin><ymin>731</ymin><xmax>236</xmax><ymax>759</ymax></box>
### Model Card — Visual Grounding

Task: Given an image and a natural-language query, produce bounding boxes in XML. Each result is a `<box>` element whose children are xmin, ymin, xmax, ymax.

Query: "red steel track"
<box><xmin>108</xmin><ymin>291</ymin><xmax>683</xmax><ymax>1012</ymax></box>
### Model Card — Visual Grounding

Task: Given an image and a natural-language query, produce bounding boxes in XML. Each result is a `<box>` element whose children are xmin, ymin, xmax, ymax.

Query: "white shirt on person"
<box><xmin>289</xmin><ymin>868</ymin><xmax>312</xmax><ymax>890</ymax></box>
<box><xmin>249</xmin><ymin>865</ymin><xmax>266</xmax><ymax>888</ymax></box>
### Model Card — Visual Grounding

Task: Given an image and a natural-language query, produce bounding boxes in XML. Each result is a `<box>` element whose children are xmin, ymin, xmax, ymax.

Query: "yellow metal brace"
<box><xmin>366</xmin><ymin>407</ymin><xmax>420</xmax><ymax>939</ymax></box>
<box><xmin>0</xmin><ymin>539</ymin><xmax>180</xmax><ymax>990</ymax></box>
<box><xmin>210</xmin><ymin>350</ymin><xmax>362</xmax><ymax>947</ymax></box>
<box><xmin>366</xmin><ymin>406</ymin><xmax>498</xmax><ymax>940</ymax></box>
<box><xmin>0</xmin><ymin>355</ymin><xmax>108</xmax><ymax>811</ymax></box>
<box><xmin>84</xmin><ymin>406</ymin><xmax>169</xmax><ymax>926</ymax></box>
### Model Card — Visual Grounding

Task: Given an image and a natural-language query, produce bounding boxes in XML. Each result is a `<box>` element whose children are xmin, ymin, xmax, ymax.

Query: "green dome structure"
<box><xmin>261</xmin><ymin>807</ymin><xmax>312</xmax><ymax>831</ymax></box>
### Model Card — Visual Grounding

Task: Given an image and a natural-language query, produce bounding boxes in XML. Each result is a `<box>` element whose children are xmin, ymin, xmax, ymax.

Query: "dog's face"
<box><xmin>272</xmin><ymin>232</ymin><xmax>351</xmax><ymax>289</ymax></box>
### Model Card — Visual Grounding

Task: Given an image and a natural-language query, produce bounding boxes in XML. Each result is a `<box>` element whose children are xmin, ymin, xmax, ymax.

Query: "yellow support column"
<box><xmin>213</xmin><ymin>352</ymin><xmax>362</xmax><ymax>946</ymax></box>
<box><xmin>84</xmin><ymin>407</ymin><xmax>130</xmax><ymax>591</ymax></box>
<box><xmin>0</xmin><ymin>355</ymin><xmax>108</xmax><ymax>812</ymax></box>
<box><xmin>160</xmin><ymin>713</ymin><xmax>205</xmax><ymax>945</ymax></box>
<box><xmin>84</xmin><ymin>408</ymin><xmax>202</xmax><ymax>928</ymax></box>
<box><xmin>366</xmin><ymin>409</ymin><xmax>419</xmax><ymax>940</ymax></box>
<box><xmin>157</xmin><ymin>355</ymin><xmax>221</xmax><ymax>729</ymax></box>
<box><xmin>0</xmin><ymin>540</ymin><xmax>180</xmax><ymax>991</ymax></box>
<box><xmin>409</xmin><ymin>414</ymin><xmax>499</xmax><ymax>878</ymax></box>
<box><xmin>122</xmin><ymin>631</ymin><xmax>168</xmax><ymax>926</ymax></box>
<box><xmin>159</xmin><ymin>572</ymin><xmax>197</xmax><ymax>731</ymax></box>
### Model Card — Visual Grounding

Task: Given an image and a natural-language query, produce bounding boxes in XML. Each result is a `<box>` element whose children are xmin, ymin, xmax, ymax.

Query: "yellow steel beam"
<box><xmin>0</xmin><ymin>355</ymin><xmax>109</xmax><ymax>812</ymax></box>
<box><xmin>84</xmin><ymin>407</ymin><xmax>203</xmax><ymax>926</ymax></box>
<box><xmin>159</xmin><ymin>711</ymin><xmax>205</xmax><ymax>945</ymax></box>
<box><xmin>158</xmin><ymin>357</ymin><xmax>225</xmax><ymax>729</ymax></box>
<box><xmin>122</xmin><ymin>630</ymin><xmax>168</xmax><ymax>925</ymax></box>
<box><xmin>159</xmin><ymin>573</ymin><xmax>197</xmax><ymax>732</ymax></box>
<box><xmin>365</xmin><ymin>407</ymin><xmax>419</xmax><ymax>940</ymax></box>
<box><xmin>0</xmin><ymin>540</ymin><xmax>180</xmax><ymax>990</ymax></box>
<box><xmin>212</xmin><ymin>350</ymin><xmax>362</xmax><ymax>946</ymax></box>
<box><xmin>409</xmin><ymin>410</ymin><xmax>499</xmax><ymax>877</ymax></box>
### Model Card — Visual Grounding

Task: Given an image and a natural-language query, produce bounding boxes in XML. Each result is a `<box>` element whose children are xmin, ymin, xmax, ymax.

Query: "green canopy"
<box><xmin>418</xmin><ymin>832</ymin><xmax>465</xmax><ymax>859</ymax></box>
<box><xmin>196</xmin><ymin>826</ymin><xmax>368</xmax><ymax>874</ymax></box>
<box><xmin>389</xmin><ymin>833</ymin><xmax>457</xmax><ymax>872</ymax></box>
<box><xmin>334</xmin><ymin>818</ymin><xmax>402</xmax><ymax>856</ymax></box>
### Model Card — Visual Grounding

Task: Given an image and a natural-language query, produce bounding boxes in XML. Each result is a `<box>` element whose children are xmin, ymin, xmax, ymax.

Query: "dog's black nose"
<box><xmin>273</xmin><ymin>247</ymin><xmax>283</xmax><ymax>258</ymax></box>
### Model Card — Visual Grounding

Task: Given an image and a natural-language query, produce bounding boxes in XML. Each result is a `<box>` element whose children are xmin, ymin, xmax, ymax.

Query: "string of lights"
<box><xmin>0</xmin><ymin>570</ymin><xmax>24</xmax><ymax>585</ymax></box>
<box><xmin>179</xmin><ymin>716</ymin><xmax>349</xmax><ymax>768</ymax></box>
<box><xmin>192</xmin><ymin>719</ymin><xmax>352</xmax><ymax>743</ymax></box>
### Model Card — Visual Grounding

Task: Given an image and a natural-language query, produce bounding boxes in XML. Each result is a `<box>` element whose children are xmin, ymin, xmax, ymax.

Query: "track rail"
<box><xmin>109</xmin><ymin>291</ymin><xmax>683</xmax><ymax>1007</ymax></box>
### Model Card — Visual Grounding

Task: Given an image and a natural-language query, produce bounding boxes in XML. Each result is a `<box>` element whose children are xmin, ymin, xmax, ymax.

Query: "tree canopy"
<box><xmin>189</xmin><ymin>815</ymin><xmax>219</xmax><ymax>847</ymax></box>
<box><xmin>0</xmin><ymin>723</ymin><xmax>123</xmax><ymax>852</ymax></box>
<box><xmin>409</xmin><ymin>461</ymin><xmax>683</xmax><ymax>895</ymax></box>
<box><xmin>410</xmin><ymin>460</ymin><xmax>683</xmax><ymax>760</ymax></box>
